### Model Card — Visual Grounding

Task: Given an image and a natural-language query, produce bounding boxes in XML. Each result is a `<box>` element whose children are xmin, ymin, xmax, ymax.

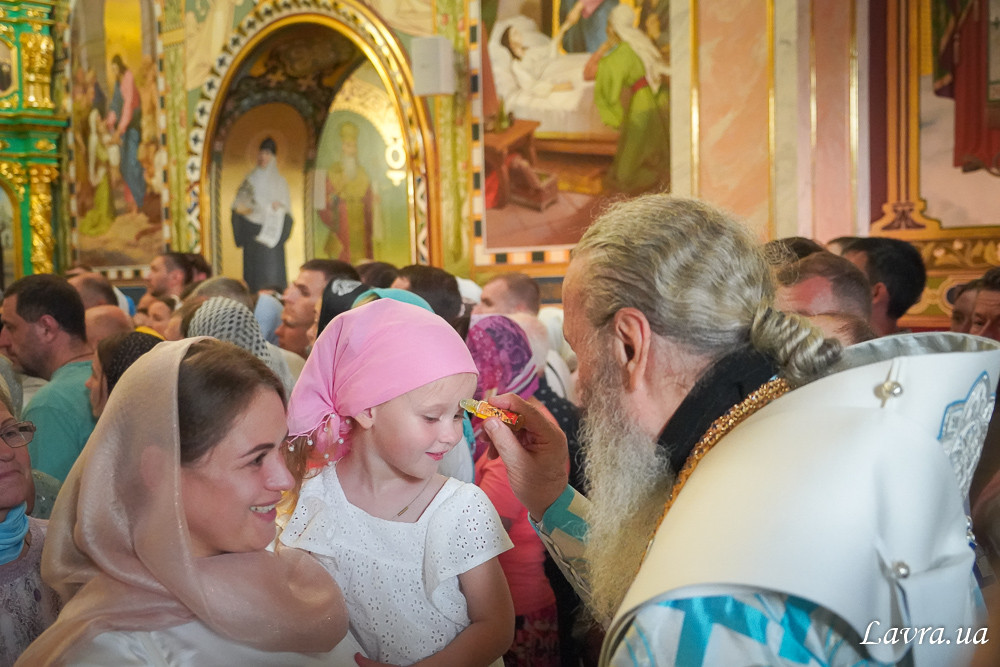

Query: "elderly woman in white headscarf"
<box><xmin>583</xmin><ymin>4</ymin><xmax>670</xmax><ymax>194</ymax></box>
<box><xmin>232</xmin><ymin>137</ymin><xmax>293</xmax><ymax>292</ymax></box>
<box><xmin>15</xmin><ymin>339</ymin><xmax>359</xmax><ymax>664</ymax></box>
<box><xmin>186</xmin><ymin>296</ymin><xmax>296</xmax><ymax>396</ymax></box>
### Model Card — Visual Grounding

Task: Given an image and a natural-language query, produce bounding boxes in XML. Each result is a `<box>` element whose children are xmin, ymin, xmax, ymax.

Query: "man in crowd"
<box><xmin>970</xmin><ymin>268</ymin><xmax>1000</xmax><ymax>341</ymax></box>
<box><xmin>68</xmin><ymin>270</ymin><xmax>134</xmax><ymax>315</ymax></box>
<box><xmin>277</xmin><ymin>259</ymin><xmax>359</xmax><ymax>358</ymax></box>
<box><xmin>775</xmin><ymin>252</ymin><xmax>876</xmax><ymax>345</ymax></box>
<box><xmin>0</xmin><ymin>275</ymin><xmax>96</xmax><ymax>481</ymax></box>
<box><xmin>842</xmin><ymin>237</ymin><xmax>926</xmax><ymax>336</ymax></box>
<box><xmin>485</xmin><ymin>194</ymin><xmax>997</xmax><ymax>665</ymax></box>
<box><xmin>84</xmin><ymin>305</ymin><xmax>133</xmax><ymax>348</ymax></box>
<box><xmin>68</xmin><ymin>272</ymin><xmax>117</xmax><ymax>310</ymax></box>
<box><xmin>144</xmin><ymin>252</ymin><xmax>193</xmax><ymax>302</ymax></box>
<box><xmin>392</xmin><ymin>265</ymin><xmax>463</xmax><ymax>328</ymax></box>
<box><xmin>474</xmin><ymin>272</ymin><xmax>541</xmax><ymax>316</ymax></box>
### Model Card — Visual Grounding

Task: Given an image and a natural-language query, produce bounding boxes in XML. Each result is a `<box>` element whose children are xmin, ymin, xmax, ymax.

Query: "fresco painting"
<box><xmin>70</xmin><ymin>0</ymin><xmax>166</xmax><ymax>267</ymax></box>
<box><xmin>482</xmin><ymin>0</ymin><xmax>669</xmax><ymax>252</ymax></box>
<box><xmin>314</xmin><ymin>65</ymin><xmax>411</xmax><ymax>267</ymax></box>
<box><xmin>916</xmin><ymin>0</ymin><xmax>1000</xmax><ymax>228</ymax></box>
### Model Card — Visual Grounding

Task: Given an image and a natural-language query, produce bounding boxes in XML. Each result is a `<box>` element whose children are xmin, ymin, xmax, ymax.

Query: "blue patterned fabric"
<box><xmin>609</xmin><ymin>593</ymin><xmax>890</xmax><ymax>667</ymax></box>
<box><xmin>535</xmin><ymin>486</ymin><xmax>891</xmax><ymax>667</ymax></box>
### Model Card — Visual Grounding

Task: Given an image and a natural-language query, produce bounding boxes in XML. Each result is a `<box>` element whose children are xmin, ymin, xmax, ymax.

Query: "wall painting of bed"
<box><xmin>480</xmin><ymin>0</ymin><xmax>670</xmax><ymax>253</ymax></box>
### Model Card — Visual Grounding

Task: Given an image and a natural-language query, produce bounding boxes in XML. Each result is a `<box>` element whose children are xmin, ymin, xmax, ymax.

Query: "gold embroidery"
<box><xmin>644</xmin><ymin>377</ymin><xmax>792</xmax><ymax>562</ymax></box>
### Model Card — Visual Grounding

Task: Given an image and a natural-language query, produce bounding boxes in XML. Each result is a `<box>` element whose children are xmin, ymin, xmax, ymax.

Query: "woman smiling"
<box><xmin>0</xmin><ymin>382</ymin><xmax>60</xmax><ymax>664</ymax></box>
<box><xmin>17</xmin><ymin>339</ymin><xmax>357</xmax><ymax>665</ymax></box>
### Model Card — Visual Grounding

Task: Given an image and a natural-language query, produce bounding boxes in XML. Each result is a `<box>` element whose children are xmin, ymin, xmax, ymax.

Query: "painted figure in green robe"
<box><xmin>585</xmin><ymin>4</ymin><xmax>670</xmax><ymax>195</ymax></box>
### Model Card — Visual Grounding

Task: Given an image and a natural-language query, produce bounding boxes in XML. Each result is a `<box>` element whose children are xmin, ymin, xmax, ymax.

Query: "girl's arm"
<box><xmin>420</xmin><ymin>556</ymin><xmax>514</xmax><ymax>666</ymax></box>
<box><xmin>354</xmin><ymin>557</ymin><xmax>514</xmax><ymax>667</ymax></box>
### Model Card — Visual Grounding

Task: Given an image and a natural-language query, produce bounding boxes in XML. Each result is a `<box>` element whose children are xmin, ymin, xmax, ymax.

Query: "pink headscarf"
<box><xmin>287</xmin><ymin>299</ymin><xmax>479</xmax><ymax>461</ymax></box>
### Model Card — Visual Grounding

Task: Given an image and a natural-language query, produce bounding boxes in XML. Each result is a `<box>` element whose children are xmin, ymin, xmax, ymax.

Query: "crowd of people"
<box><xmin>1</xmin><ymin>193</ymin><xmax>1000</xmax><ymax>666</ymax></box>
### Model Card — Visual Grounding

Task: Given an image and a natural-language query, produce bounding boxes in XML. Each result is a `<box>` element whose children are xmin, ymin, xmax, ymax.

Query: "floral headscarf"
<box><xmin>465</xmin><ymin>315</ymin><xmax>539</xmax><ymax>457</ymax></box>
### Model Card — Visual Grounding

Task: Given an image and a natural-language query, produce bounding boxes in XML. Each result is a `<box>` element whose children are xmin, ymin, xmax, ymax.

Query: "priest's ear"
<box><xmin>610</xmin><ymin>307</ymin><xmax>652</xmax><ymax>391</ymax></box>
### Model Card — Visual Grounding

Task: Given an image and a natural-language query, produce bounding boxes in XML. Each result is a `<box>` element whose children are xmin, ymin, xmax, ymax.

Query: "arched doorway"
<box><xmin>188</xmin><ymin>1</ymin><xmax>439</xmax><ymax>282</ymax></box>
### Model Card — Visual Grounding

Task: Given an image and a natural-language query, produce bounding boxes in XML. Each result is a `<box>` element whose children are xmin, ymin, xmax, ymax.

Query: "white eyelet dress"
<box><xmin>279</xmin><ymin>463</ymin><xmax>513</xmax><ymax>665</ymax></box>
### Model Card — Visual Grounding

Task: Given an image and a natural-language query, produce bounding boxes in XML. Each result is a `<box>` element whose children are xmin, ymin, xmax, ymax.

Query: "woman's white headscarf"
<box><xmin>188</xmin><ymin>296</ymin><xmax>295</xmax><ymax>395</ymax></box>
<box><xmin>607</xmin><ymin>4</ymin><xmax>671</xmax><ymax>93</ymax></box>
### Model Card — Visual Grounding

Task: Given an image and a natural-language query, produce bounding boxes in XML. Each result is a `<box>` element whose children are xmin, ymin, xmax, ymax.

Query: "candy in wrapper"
<box><xmin>459</xmin><ymin>398</ymin><xmax>524</xmax><ymax>430</ymax></box>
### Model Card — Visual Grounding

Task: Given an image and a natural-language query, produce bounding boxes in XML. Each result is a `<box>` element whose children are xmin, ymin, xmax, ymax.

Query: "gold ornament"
<box><xmin>28</xmin><ymin>164</ymin><xmax>57</xmax><ymax>273</ymax></box>
<box><xmin>643</xmin><ymin>377</ymin><xmax>792</xmax><ymax>565</ymax></box>
<box><xmin>20</xmin><ymin>31</ymin><xmax>55</xmax><ymax>110</ymax></box>
<box><xmin>0</xmin><ymin>161</ymin><xmax>26</xmax><ymax>198</ymax></box>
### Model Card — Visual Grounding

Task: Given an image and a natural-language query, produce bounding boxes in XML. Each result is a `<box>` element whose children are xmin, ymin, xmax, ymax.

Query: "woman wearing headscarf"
<box><xmin>466</xmin><ymin>315</ymin><xmax>560</xmax><ymax>666</ymax></box>
<box><xmin>583</xmin><ymin>3</ymin><xmax>670</xmax><ymax>194</ymax></box>
<box><xmin>85</xmin><ymin>331</ymin><xmax>161</xmax><ymax>418</ymax></box>
<box><xmin>0</xmin><ymin>379</ymin><xmax>61</xmax><ymax>664</ymax></box>
<box><xmin>186</xmin><ymin>296</ymin><xmax>295</xmax><ymax>396</ymax></box>
<box><xmin>308</xmin><ymin>286</ymin><xmax>478</xmax><ymax>483</ymax></box>
<box><xmin>231</xmin><ymin>137</ymin><xmax>293</xmax><ymax>292</ymax></box>
<box><xmin>16</xmin><ymin>338</ymin><xmax>357</xmax><ymax>665</ymax></box>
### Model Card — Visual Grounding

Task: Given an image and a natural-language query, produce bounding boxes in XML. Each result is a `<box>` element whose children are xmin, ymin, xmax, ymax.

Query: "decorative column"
<box><xmin>0</xmin><ymin>0</ymin><xmax>66</xmax><ymax>279</ymax></box>
<box><xmin>27</xmin><ymin>163</ymin><xmax>54</xmax><ymax>273</ymax></box>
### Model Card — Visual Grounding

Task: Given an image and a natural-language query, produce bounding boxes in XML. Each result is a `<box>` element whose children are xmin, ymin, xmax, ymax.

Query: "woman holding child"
<box><xmin>17</xmin><ymin>339</ymin><xmax>358</xmax><ymax>665</ymax></box>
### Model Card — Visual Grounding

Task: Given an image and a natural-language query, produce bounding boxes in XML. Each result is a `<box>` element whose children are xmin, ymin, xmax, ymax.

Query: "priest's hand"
<box><xmin>483</xmin><ymin>393</ymin><xmax>569</xmax><ymax>522</ymax></box>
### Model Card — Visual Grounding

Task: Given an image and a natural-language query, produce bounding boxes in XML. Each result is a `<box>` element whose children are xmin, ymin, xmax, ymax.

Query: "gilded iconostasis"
<box><xmin>0</xmin><ymin>0</ymin><xmax>997</xmax><ymax>328</ymax></box>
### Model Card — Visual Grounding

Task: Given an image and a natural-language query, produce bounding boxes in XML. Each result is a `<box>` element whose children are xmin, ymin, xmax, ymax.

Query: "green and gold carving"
<box><xmin>20</xmin><ymin>29</ymin><xmax>54</xmax><ymax>109</ymax></box>
<box><xmin>0</xmin><ymin>2</ymin><xmax>65</xmax><ymax>277</ymax></box>
<box><xmin>0</xmin><ymin>160</ymin><xmax>26</xmax><ymax>198</ymax></box>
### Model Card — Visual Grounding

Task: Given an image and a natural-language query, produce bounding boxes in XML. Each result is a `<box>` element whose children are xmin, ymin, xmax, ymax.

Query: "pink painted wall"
<box><xmin>811</xmin><ymin>2</ymin><xmax>854</xmax><ymax>242</ymax></box>
<box><xmin>697</xmin><ymin>0</ymin><xmax>771</xmax><ymax>239</ymax></box>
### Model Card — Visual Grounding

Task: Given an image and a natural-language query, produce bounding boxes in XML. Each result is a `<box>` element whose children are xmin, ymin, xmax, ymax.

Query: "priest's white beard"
<box><xmin>579</xmin><ymin>348</ymin><xmax>674</xmax><ymax>624</ymax></box>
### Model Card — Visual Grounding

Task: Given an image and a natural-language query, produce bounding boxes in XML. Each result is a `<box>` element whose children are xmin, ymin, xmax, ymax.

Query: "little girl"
<box><xmin>278</xmin><ymin>299</ymin><xmax>514</xmax><ymax>666</ymax></box>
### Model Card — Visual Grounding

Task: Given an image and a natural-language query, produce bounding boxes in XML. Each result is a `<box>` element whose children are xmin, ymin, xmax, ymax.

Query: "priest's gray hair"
<box><xmin>574</xmin><ymin>194</ymin><xmax>841</xmax><ymax>385</ymax></box>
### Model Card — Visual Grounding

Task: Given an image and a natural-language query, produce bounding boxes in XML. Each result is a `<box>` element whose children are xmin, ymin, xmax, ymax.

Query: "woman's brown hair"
<box><xmin>177</xmin><ymin>339</ymin><xmax>285</xmax><ymax>465</ymax></box>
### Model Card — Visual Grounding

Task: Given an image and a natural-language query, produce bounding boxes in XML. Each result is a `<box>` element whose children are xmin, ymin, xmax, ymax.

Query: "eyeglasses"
<box><xmin>0</xmin><ymin>421</ymin><xmax>35</xmax><ymax>449</ymax></box>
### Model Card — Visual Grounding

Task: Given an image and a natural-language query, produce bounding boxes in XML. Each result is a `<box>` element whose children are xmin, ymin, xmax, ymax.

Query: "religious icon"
<box><xmin>0</xmin><ymin>43</ymin><xmax>14</xmax><ymax>95</ymax></box>
<box><xmin>231</xmin><ymin>137</ymin><xmax>294</xmax><ymax>292</ymax></box>
<box><xmin>481</xmin><ymin>0</ymin><xmax>670</xmax><ymax>252</ymax></box>
<box><xmin>317</xmin><ymin>122</ymin><xmax>376</xmax><ymax>262</ymax></box>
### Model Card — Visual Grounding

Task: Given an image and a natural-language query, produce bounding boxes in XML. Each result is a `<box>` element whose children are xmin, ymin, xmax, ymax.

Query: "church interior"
<box><xmin>4</xmin><ymin>2</ymin><xmax>1000</xmax><ymax>665</ymax></box>
<box><xmin>0</xmin><ymin>0</ymin><xmax>994</xmax><ymax>326</ymax></box>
